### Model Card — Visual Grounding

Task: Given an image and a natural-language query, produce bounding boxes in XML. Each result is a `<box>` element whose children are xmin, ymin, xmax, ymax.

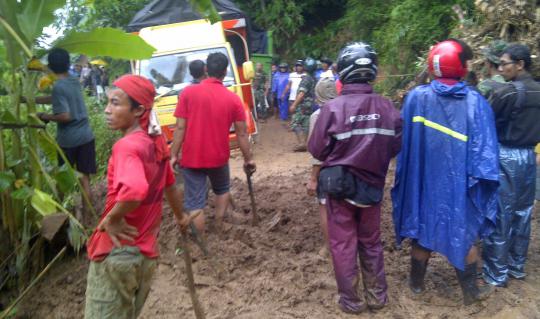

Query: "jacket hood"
<box><xmin>430</xmin><ymin>79</ymin><xmax>468</xmax><ymax>98</ymax></box>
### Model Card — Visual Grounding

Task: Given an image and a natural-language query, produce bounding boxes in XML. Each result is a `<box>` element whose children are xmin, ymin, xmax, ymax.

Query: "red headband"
<box><xmin>113</xmin><ymin>74</ymin><xmax>169</xmax><ymax>162</ymax></box>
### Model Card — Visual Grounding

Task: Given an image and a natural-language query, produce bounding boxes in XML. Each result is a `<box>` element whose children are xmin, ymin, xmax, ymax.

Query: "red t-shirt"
<box><xmin>174</xmin><ymin>78</ymin><xmax>246</xmax><ymax>168</ymax></box>
<box><xmin>87</xmin><ymin>130</ymin><xmax>175</xmax><ymax>261</ymax></box>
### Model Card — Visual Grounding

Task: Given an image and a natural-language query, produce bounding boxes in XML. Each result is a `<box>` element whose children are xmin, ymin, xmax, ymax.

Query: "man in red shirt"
<box><xmin>85</xmin><ymin>75</ymin><xmax>191</xmax><ymax>319</ymax></box>
<box><xmin>170</xmin><ymin>52</ymin><xmax>256</xmax><ymax>234</ymax></box>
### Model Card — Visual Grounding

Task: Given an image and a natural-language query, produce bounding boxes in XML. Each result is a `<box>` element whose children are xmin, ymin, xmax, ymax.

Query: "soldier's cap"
<box><xmin>320</xmin><ymin>57</ymin><xmax>333</xmax><ymax>65</ymax></box>
<box><xmin>295</xmin><ymin>59</ymin><xmax>304</xmax><ymax>66</ymax></box>
<box><xmin>482</xmin><ymin>40</ymin><xmax>508</xmax><ymax>65</ymax></box>
<box><xmin>278</xmin><ymin>62</ymin><xmax>288</xmax><ymax>68</ymax></box>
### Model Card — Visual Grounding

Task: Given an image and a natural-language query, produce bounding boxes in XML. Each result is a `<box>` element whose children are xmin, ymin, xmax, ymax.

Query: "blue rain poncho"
<box><xmin>392</xmin><ymin>80</ymin><xmax>499</xmax><ymax>270</ymax></box>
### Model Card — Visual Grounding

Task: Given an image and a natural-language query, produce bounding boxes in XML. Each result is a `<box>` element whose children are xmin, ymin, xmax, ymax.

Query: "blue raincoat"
<box><xmin>272</xmin><ymin>71</ymin><xmax>290</xmax><ymax>120</ymax></box>
<box><xmin>392</xmin><ymin>80</ymin><xmax>499</xmax><ymax>270</ymax></box>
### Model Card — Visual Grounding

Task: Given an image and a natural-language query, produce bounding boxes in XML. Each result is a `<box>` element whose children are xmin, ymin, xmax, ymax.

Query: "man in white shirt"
<box><xmin>319</xmin><ymin>58</ymin><xmax>334</xmax><ymax>79</ymax></box>
<box><xmin>282</xmin><ymin>60</ymin><xmax>305</xmax><ymax>114</ymax></box>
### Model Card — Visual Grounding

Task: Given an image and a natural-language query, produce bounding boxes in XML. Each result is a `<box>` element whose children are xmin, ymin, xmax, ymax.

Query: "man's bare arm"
<box><xmin>281</xmin><ymin>80</ymin><xmax>292</xmax><ymax>100</ymax></box>
<box><xmin>98</xmin><ymin>201</ymin><xmax>141</xmax><ymax>247</ymax></box>
<box><xmin>234</xmin><ymin>121</ymin><xmax>256</xmax><ymax>172</ymax></box>
<box><xmin>35</xmin><ymin>96</ymin><xmax>52</xmax><ymax>104</ymax></box>
<box><xmin>38</xmin><ymin>112</ymin><xmax>71</xmax><ymax>123</ymax></box>
<box><xmin>169</xmin><ymin>118</ymin><xmax>187</xmax><ymax>167</ymax></box>
<box><xmin>289</xmin><ymin>91</ymin><xmax>305</xmax><ymax>113</ymax></box>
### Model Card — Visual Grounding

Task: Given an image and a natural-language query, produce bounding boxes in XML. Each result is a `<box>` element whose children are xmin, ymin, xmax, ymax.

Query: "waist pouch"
<box><xmin>319</xmin><ymin>166</ymin><xmax>383</xmax><ymax>206</ymax></box>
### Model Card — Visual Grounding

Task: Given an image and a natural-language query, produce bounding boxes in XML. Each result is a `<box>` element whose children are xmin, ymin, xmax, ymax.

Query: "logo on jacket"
<box><xmin>350</xmin><ymin>114</ymin><xmax>380</xmax><ymax>123</ymax></box>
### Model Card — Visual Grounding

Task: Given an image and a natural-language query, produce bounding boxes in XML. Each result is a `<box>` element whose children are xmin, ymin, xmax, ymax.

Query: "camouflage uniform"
<box><xmin>477</xmin><ymin>74</ymin><xmax>505</xmax><ymax>99</ymax></box>
<box><xmin>477</xmin><ymin>40</ymin><xmax>508</xmax><ymax>99</ymax></box>
<box><xmin>253</xmin><ymin>70</ymin><xmax>268</xmax><ymax>118</ymax></box>
<box><xmin>291</xmin><ymin>74</ymin><xmax>315</xmax><ymax>133</ymax></box>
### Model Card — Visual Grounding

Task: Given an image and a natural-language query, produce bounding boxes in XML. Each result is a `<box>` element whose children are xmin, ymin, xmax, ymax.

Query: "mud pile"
<box><xmin>458</xmin><ymin>0</ymin><xmax>540</xmax><ymax>77</ymax></box>
<box><xmin>15</xmin><ymin>120</ymin><xmax>540</xmax><ymax>318</ymax></box>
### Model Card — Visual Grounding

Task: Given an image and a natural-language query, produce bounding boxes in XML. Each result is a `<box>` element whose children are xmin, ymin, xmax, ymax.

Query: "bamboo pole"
<box><xmin>0</xmin><ymin>247</ymin><xmax>67</xmax><ymax>319</ymax></box>
<box><xmin>179</xmin><ymin>231</ymin><xmax>205</xmax><ymax>319</ymax></box>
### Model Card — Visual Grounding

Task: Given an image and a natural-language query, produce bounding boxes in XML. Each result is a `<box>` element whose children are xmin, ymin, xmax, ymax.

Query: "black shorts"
<box><xmin>181</xmin><ymin>164</ymin><xmax>230</xmax><ymax>211</ymax></box>
<box><xmin>59</xmin><ymin>139</ymin><xmax>97</xmax><ymax>175</ymax></box>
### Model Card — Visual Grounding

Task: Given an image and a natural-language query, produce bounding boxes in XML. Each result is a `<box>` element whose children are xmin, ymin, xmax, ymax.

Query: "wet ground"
<box><xmin>17</xmin><ymin>118</ymin><xmax>540</xmax><ymax>318</ymax></box>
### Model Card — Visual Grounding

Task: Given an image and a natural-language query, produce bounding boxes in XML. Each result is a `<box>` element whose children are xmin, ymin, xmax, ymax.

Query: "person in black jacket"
<box><xmin>483</xmin><ymin>44</ymin><xmax>540</xmax><ymax>287</ymax></box>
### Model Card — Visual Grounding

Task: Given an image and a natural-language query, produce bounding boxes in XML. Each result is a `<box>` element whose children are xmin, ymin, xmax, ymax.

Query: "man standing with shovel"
<box><xmin>170</xmin><ymin>52</ymin><xmax>256</xmax><ymax>234</ymax></box>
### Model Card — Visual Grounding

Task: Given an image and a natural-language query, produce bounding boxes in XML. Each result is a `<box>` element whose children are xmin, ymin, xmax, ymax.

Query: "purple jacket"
<box><xmin>308</xmin><ymin>83</ymin><xmax>402</xmax><ymax>188</ymax></box>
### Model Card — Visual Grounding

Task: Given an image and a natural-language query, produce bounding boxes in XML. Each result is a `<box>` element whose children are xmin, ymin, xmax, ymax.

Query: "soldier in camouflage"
<box><xmin>477</xmin><ymin>40</ymin><xmax>508</xmax><ymax>99</ymax></box>
<box><xmin>289</xmin><ymin>58</ymin><xmax>317</xmax><ymax>152</ymax></box>
<box><xmin>253</xmin><ymin>62</ymin><xmax>268</xmax><ymax>120</ymax></box>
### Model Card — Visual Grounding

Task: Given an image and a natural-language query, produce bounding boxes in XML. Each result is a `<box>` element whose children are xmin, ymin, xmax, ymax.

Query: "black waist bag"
<box><xmin>319</xmin><ymin>166</ymin><xmax>383</xmax><ymax>206</ymax></box>
<box><xmin>318</xmin><ymin>166</ymin><xmax>356</xmax><ymax>199</ymax></box>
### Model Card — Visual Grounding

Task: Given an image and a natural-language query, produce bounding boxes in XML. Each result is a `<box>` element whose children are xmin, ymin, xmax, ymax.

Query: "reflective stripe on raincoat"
<box><xmin>392</xmin><ymin>80</ymin><xmax>499</xmax><ymax>270</ymax></box>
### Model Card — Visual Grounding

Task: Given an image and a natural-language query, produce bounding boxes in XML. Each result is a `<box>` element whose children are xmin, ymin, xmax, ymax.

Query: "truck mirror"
<box><xmin>243</xmin><ymin>61</ymin><xmax>255</xmax><ymax>81</ymax></box>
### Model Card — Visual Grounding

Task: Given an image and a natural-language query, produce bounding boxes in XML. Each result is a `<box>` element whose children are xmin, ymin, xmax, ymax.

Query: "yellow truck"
<box><xmin>134</xmin><ymin>19</ymin><xmax>257</xmax><ymax>144</ymax></box>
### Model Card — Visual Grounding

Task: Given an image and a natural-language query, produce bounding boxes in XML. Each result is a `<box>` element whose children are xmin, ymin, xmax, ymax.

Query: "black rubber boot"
<box><xmin>455</xmin><ymin>263</ymin><xmax>492</xmax><ymax>305</ymax></box>
<box><xmin>409</xmin><ymin>257</ymin><xmax>428</xmax><ymax>294</ymax></box>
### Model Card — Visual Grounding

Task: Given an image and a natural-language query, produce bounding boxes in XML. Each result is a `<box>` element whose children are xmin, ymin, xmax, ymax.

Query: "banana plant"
<box><xmin>0</xmin><ymin>0</ymin><xmax>155</xmax><ymax>292</ymax></box>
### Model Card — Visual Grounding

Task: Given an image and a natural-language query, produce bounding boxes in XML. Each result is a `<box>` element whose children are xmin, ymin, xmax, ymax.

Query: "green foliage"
<box><xmin>30</xmin><ymin>189</ymin><xmax>57</xmax><ymax>216</ymax></box>
<box><xmin>252</xmin><ymin>0</ymin><xmax>304</xmax><ymax>51</ymax></box>
<box><xmin>56</xmin><ymin>27</ymin><xmax>156</xmax><ymax>60</ymax></box>
<box><xmin>16</xmin><ymin>0</ymin><xmax>65</xmax><ymax>44</ymax></box>
<box><xmin>86</xmin><ymin>0</ymin><xmax>147</xmax><ymax>29</ymax></box>
<box><xmin>85</xmin><ymin>97</ymin><xmax>120</xmax><ymax>178</ymax></box>
<box><xmin>55</xmin><ymin>0</ymin><xmax>147</xmax><ymax>31</ymax></box>
<box><xmin>190</xmin><ymin>0</ymin><xmax>221</xmax><ymax>24</ymax></box>
<box><xmin>0</xmin><ymin>170</ymin><xmax>15</xmax><ymax>192</ymax></box>
<box><xmin>373</xmin><ymin>0</ymin><xmax>474</xmax><ymax>93</ymax></box>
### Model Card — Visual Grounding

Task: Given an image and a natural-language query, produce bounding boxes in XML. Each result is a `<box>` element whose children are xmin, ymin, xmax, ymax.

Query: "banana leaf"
<box><xmin>0</xmin><ymin>170</ymin><xmax>15</xmax><ymax>192</ymax></box>
<box><xmin>31</xmin><ymin>189</ymin><xmax>57</xmax><ymax>216</ymax></box>
<box><xmin>16</xmin><ymin>0</ymin><xmax>66</xmax><ymax>44</ymax></box>
<box><xmin>56</xmin><ymin>27</ymin><xmax>156</xmax><ymax>60</ymax></box>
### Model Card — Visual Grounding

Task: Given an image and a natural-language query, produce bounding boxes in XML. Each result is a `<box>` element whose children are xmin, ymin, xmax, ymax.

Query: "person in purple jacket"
<box><xmin>308</xmin><ymin>42</ymin><xmax>402</xmax><ymax>314</ymax></box>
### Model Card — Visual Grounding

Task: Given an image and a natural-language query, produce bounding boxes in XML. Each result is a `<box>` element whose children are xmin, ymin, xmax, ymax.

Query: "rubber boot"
<box><xmin>409</xmin><ymin>257</ymin><xmax>428</xmax><ymax>294</ymax></box>
<box><xmin>455</xmin><ymin>263</ymin><xmax>493</xmax><ymax>306</ymax></box>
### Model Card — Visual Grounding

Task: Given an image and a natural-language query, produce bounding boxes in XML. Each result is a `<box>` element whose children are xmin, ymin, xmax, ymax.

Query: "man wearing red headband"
<box><xmin>392</xmin><ymin>39</ymin><xmax>499</xmax><ymax>305</ymax></box>
<box><xmin>84</xmin><ymin>75</ymin><xmax>191</xmax><ymax>318</ymax></box>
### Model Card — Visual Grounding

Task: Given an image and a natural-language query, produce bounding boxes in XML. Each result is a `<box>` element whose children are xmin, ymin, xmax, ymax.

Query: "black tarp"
<box><xmin>127</xmin><ymin>0</ymin><xmax>267</xmax><ymax>54</ymax></box>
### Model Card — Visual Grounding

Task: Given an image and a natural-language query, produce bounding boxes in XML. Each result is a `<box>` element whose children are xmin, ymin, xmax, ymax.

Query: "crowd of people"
<box><xmin>69</xmin><ymin>60</ymin><xmax>110</xmax><ymax>101</ymax></box>
<box><xmin>34</xmin><ymin>35</ymin><xmax>539</xmax><ymax>317</ymax></box>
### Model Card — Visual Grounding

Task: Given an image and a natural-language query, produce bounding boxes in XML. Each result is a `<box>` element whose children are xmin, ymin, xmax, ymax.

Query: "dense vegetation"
<box><xmin>60</xmin><ymin>0</ymin><xmax>476</xmax><ymax>93</ymax></box>
<box><xmin>239</xmin><ymin>0</ymin><xmax>476</xmax><ymax>93</ymax></box>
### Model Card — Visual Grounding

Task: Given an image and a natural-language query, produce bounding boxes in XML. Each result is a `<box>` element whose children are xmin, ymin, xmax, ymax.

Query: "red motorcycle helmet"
<box><xmin>428</xmin><ymin>39</ymin><xmax>472</xmax><ymax>79</ymax></box>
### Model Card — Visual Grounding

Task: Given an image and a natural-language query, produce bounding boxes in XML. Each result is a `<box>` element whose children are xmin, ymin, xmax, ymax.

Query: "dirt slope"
<box><xmin>17</xmin><ymin>118</ymin><xmax>540</xmax><ymax>319</ymax></box>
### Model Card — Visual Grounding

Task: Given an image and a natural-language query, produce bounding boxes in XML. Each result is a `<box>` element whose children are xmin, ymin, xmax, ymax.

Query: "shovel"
<box><xmin>179</xmin><ymin>230</ymin><xmax>205</xmax><ymax>319</ymax></box>
<box><xmin>245</xmin><ymin>169</ymin><xmax>259</xmax><ymax>226</ymax></box>
<box><xmin>177</xmin><ymin>211</ymin><xmax>205</xmax><ymax>319</ymax></box>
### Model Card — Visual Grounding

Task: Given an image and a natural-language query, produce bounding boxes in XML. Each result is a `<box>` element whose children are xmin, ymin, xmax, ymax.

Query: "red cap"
<box><xmin>428</xmin><ymin>40</ymin><xmax>467</xmax><ymax>79</ymax></box>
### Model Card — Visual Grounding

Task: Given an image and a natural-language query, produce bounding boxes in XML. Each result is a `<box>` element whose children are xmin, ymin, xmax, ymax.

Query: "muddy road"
<box><xmin>18</xmin><ymin>119</ymin><xmax>540</xmax><ymax>318</ymax></box>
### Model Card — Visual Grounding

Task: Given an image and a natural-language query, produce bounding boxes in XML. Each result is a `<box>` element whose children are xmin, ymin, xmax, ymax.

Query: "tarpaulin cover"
<box><xmin>392</xmin><ymin>80</ymin><xmax>499</xmax><ymax>270</ymax></box>
<box><xmin>127</xmin><ymin>0</ymin><xmax>267</xmax><ymax>54</ymax></box>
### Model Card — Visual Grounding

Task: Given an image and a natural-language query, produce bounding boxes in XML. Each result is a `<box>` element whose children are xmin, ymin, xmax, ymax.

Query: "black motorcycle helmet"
<box><xmin>337</xmin><ymin>42</ymin><xmax>378</xmax><ymax>83</ymax></box>
<box><xmin>278</xmin><ymin>62</ymin><xmax>289</xmax><ymax>70</ymax></box>
<box><xmin>303</xmin><ymin>57</ymin><xmax>317</xmax><ymax>74</ymax></box>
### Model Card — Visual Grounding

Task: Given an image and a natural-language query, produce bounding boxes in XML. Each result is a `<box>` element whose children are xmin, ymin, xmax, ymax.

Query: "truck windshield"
<box><xmin>139</xmin><ymin>47</ymin><xmax>236</xmax><ymax>96</ymax></box>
